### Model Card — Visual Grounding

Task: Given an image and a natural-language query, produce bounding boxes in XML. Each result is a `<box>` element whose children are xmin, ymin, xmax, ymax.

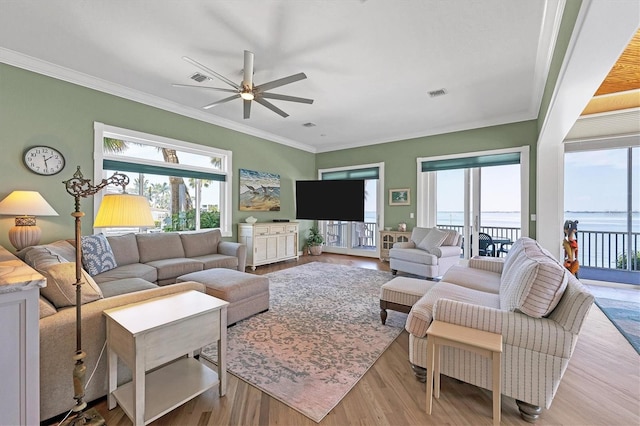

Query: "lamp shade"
<box><xmin>94</xmin><ymin>193</ymin><xmax>155</xmax><ymax>228</ymax></box>
<box><xmin>0</xmin><ymin>190</ymin><xmax>59</xmax><ymax>216</ymax></box>
<box><xmin>0</xmin><ymin>191</ymin><xmax>59</xmax><ymax>250</ymax></box>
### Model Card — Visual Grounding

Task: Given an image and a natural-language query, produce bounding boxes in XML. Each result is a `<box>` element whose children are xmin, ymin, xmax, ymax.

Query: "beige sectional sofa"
<box><xmin>404</xmin><ymin>237</ymin><xmax>594</xmax><ymax>422</ymax></box>
<box><xmin>18</xmin><ymin>229</ymin><xmax>247</xmax><ymax>422</ymax></box>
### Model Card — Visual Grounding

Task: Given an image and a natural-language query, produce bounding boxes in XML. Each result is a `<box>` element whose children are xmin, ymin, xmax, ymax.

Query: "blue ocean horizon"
<box><xmin>364</xmin><ymin>211</ymin><xmax>639</xmax><ymax>233</ymax></box>
<box><xmin>435</xmin><ymin>211</ymin><xmax>639</xmax><ymax>233</ymax></box>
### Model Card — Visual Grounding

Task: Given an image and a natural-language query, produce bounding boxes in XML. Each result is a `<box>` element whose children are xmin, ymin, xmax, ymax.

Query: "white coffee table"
<box><xmin>103</xmin><ymin>290</ymin><xmax>228</xmax><ymax>426</ymax></box>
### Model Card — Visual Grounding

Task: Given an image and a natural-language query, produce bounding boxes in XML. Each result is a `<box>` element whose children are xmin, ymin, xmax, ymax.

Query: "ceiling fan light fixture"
<box><xmin>240</xmin><ymin>91</ymin><xmax>254</xmax><ymax>101</ymax></box>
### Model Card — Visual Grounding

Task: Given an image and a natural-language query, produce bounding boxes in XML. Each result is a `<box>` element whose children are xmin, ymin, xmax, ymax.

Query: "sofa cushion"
<box><xmin>146</xmin><ymin>258</ymin><xmax>203</xmax><ymax>282</ymax></box>
<box><xmin>81</xmin><ymin>234</ymin><xmax>117</xmax><ymax>276</ymax></box>
<box><xmin>500</xmin><ymin>237</ymin><xmax>568</xmax><ymax>318</ymax></box>
<box><xmin>405</xmin><ymin>281</ymin><xmax>500</xmax><ymax>337</ymax></box>
<box><xmin>388</xmin><ymin>248</ymin><xmax>439</xmax><ymax>265</ymax></box>
<box><xmin>137</xmin><ymin>233</ymin><xmax>185</xmax><ymax>263</ymax></box>
<box><xmin>106</xmin><ymin>233</ymin><xmax>140</xmax><ymax>266</ymax></box>
<box><xmin>18</xmin><ymin>242</ymin><xmax>103</xmax><ymax>308</ymax></box>
<box><xmin>417</xmin><ymin>228</ymin><xmax>448</xmax><ymax>251</ymax></box>
<box><xmin>191</xmin><ymin>253</ymin><xmax>238</xmax><ymax>270</ymax></box>
<box><xmin>502</xmin><ymin>237</ymin><xmax>525</xmax><ymax>278</ymax></box>
<box><xmin>441</xmin><ymin>264</ymin><xmax>501</xmax><ymax>294</ymax></box>
<box><xmin>409</xmin><ymin>227</ymin><xmax>431</xmax><ymax>244</ymax></box>
<box><xmin>92</xmin><ymin>263</ymin><xmax>158</xmax><ymax>285</ymax></box>
<box><xmin>18</xmin><ymin>240</ymin><xmax>76</xmax><ymax>267</ymax></box>
<box><xmin>441</xmin><ymin>229</ymin><xmax>461</xmax><ymax>246</ymax></box>
<box><xmin>39</xmin><ymin>262</ymin><xmax>103</xmax><ymax>308</ymax></box>
<box><xmin>97</xmin><ymin>278</ymin><xmax>158</xmax><ymax>298</ymax></box>
<box><xmin>39</xmin><ymin>296</ymin><xmax>57</xmax><ymax>319</ymax></box>
<box><xmin>180</xmin><ymin>230</ymin><xmax>220</xmax><ymax>257</ymax></box>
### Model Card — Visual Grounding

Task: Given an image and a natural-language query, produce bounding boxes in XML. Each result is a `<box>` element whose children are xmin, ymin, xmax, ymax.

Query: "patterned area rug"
<box><xmin>201</xmin><ymin>262</ymin><xmax>406</xmax><ymax>422</ymax></box>
<box><xmin>595</xmin><ymin>297</ymin><xmax>640</xmax><ymax>355</ymax></box>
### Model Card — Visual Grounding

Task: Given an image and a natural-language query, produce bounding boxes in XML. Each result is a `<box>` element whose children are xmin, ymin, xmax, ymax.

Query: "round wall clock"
<box><xmin>23</xmin><ymin>146</ymin><xmax>66</xmax><ymax>176</ymax></box>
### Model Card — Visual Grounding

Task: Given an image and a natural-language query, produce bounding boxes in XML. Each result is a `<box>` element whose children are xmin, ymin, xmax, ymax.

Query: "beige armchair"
<box><xmin>389</xmin><ymin>227</ymin><xmax>462</xmax><ymax>279</ymax></box>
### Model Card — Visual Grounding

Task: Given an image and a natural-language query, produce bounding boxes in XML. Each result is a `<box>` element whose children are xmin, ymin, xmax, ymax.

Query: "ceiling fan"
<box><xmin>173</xmin><ymin>50</ymin><xmax>313</xmax><ymax>119</ymax></box>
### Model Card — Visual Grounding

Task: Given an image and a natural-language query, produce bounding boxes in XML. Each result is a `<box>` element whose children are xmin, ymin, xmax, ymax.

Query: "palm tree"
<box><xmin>103</xmin><ymin>138</ymin><xmax>193</xmax><ymax>229</ymax></box>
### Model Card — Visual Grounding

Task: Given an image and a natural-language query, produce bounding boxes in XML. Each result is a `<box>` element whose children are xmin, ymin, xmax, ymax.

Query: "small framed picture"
<box><xmin>389</xmin><ymin>188</ymin><xmax>410</xmax><ymax>206</ymax></box>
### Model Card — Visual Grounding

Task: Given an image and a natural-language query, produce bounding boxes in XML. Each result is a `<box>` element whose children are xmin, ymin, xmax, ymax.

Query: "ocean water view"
<box><xmin>436</xmin><ymin>211</ymin><xmax>640</xmax><ymax>233</ymax></box>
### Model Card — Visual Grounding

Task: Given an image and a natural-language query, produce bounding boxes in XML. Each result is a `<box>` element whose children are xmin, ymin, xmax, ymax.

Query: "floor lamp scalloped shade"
<box><xmin>0</xmin><ymin>190</ymin><xmax>59</xmax><ymax>250</ymax></box>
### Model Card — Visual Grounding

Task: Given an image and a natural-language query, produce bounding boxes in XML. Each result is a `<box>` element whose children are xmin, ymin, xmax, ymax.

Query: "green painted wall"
<box><xmin>316</xmin><ymin>121</ymin><xmax>539</xmax><ymax>235</ymax></box>
<box><xmin>0</xmin><ymin>63</ymin><xmax>316</xmax><ymax>252</ymax></box>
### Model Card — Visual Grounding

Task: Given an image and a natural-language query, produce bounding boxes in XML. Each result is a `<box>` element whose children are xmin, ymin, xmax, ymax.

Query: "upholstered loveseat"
<box><xmin>404</xmin><ymin>237</ymin><xmax>594</xmax><ymax>422</ymax></box>
<box><xmin>18</xmin><ymin>229</ymin><xmax>246</xmax><ymax>422</ymax></box>
<box><xmin>389</xmin><ymin>226</ymin><xmax>462</xmax><ymax>279</ymax></box>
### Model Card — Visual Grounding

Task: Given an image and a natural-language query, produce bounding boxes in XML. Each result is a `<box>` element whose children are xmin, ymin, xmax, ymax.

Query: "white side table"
<box><xmin>426</xmin><ymin>320</ymin><xmax>502</xmax><ymax>426</ymax></box>
<box><xmin>104</xmin><ymin>290</ymin><xmax>228</xmax><ymax>425</ymax></box>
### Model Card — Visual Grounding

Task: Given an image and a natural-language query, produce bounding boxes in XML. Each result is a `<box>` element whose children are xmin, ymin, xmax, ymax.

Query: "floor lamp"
<box><xmin>62</xmin><ymin>166</ymin><xmax>154</xmax><ymax>425</ymax></box>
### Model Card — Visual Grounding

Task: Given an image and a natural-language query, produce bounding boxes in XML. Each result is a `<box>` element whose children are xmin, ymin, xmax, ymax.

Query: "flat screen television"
<box><xmin>295</xmin><ymin>180</ymin><xmax>365</xmax><ymax>221</ymax></box>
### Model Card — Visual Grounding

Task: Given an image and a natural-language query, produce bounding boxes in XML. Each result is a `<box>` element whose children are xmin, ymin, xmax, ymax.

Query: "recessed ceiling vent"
<box><xmin>428</xmin><ymin>88</ymin><xmax>447</xmax><ymax>97</ymax></box>
<box><xmin>303</xmin><ymin>122</ymin><xmax>316</xmax><ymax>127</ymax></box>
<box><xmin>190</xmin><ymin>72</ymin><xmax>210</xmax><ymax>83</ymax></box>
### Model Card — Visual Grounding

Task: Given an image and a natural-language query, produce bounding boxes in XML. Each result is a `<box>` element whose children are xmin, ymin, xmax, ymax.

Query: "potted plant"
<box><xmin>305</xmin><ymin>225</ymin><xmax>324</xmax><ymax>255</ymax></box>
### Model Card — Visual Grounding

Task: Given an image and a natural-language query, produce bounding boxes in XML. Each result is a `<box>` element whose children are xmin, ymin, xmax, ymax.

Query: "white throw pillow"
<box><xmin>417</xmin><ymin>228</ymin><xmax>448</xmax><ymax>251</ymax></box>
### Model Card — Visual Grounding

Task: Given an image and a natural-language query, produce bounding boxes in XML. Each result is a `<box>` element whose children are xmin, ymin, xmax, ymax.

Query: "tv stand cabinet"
<box><xmin>239</xmin><ymin>222</ymin><xmax>299</xmax><ymax>270</ymax></box>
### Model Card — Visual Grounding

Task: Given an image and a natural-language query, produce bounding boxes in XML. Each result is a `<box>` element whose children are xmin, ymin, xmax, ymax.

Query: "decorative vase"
<box><xmin>398</xmin><ymin>222</ymin><xmax>407</xmax><ymax>232</ymax></box>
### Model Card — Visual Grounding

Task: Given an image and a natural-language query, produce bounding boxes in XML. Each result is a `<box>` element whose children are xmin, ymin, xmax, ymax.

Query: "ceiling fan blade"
<box><xmin>182</xmin><ymin>56</ymin><xmax>240</xmax><ymax>90</ymax></box>
<box><xmin>172</xmin><ymin>83</ymin><xmax>238</xmax><ymax>93</ymax></box>
<box><xmin>243</xmin><ymin>99</ymin><xmax>252</xmax><ymax>119</ymax></box>
<box><xmin>261</xmin><ymin>92</ymin><xmax>314</xmax><ymax>104</ymax></box>
<box><xmin>254</xmin><ymin>97</ymin><xmax>289</xmax><ymax>118</ymax></box>
<box><xmin>243</xmin><ymin>50</ymin><xmax>254</xmax><ymax>88</ymax></box>
<box><xmin>203</xmin><ymin>94</ymin><xmax>241</xmax><ymax>109</ymax></box>
<box><xmin>255</xmin><ymin>72</ymin><xmax>307</xmax><ymax>92</ymax></box>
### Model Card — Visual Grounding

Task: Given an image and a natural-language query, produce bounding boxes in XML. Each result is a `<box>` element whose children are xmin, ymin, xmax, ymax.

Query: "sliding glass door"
<box><xmin>419</xmin><ymin>148</ymin><xmax>528</xmax><ymax>259</ymax></box>
<box><xmin>319</xmin><ymin>164</ymin><xmax>383</xmax><ymax>258</ymax></box>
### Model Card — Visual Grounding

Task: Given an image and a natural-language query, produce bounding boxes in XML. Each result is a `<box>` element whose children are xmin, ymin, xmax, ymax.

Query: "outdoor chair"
<box><xmin>461</xmin><ymin>232</ymin><xmax>497</xmax><ymax>257</ymax></box>
<box><xmin>478</xmin><ymin>232</ymin><xmax>496</xmax><ymax>256</ymax></box>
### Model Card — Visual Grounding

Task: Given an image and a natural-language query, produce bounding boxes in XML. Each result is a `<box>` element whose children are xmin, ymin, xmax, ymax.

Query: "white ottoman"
<box><xmin>379</xmin><ymin>276</ymin><xmax>437</xmax><ymax>325</ymax></box>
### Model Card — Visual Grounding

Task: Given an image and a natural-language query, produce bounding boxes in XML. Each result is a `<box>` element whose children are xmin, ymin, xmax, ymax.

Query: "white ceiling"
<box><xmin>0</xmin><ymin>0</ymin><xmax>565</xmax><ymax>153</ymax></box>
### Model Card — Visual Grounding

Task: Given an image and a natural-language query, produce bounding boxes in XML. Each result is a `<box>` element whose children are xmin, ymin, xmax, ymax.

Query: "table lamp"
<box><xmin>61</xmin><ymin>166</ymin><xmax>154</xmax><ymax>425</ymax></box>
<box><xmin>0</xmin><ymin>190</ymin><xmax>59</xmax><ymax>250</ymax></box>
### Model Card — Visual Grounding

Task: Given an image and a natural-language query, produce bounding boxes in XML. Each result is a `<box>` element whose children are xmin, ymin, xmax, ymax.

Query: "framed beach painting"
<box><xmin>389</xmin><ymin>188</ymin><xmax>410</xmax><ymax>206</ymax></box>
<box><xmin>239</xmin><ymin>168</ymin><xmax>281</xmax><ymax>211</ymax></box>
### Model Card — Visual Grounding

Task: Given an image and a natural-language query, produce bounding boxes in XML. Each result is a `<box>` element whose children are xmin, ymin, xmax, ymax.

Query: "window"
<box><xmin>417</xmin><ymin>147</ymin><xmax>529</xmax><ymax>258</ymax></box>
<box><xmin>93</xmin><ymin>123</ymin><xmax>232</xmax><ymax>236</ymax></box>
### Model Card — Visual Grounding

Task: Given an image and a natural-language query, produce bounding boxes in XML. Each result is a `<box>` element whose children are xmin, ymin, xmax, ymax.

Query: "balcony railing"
<box><xmin>325</xmin><ymin>222</ymin><xmax>377</xmax><ymax>249</ymax></box>
<box><xmin>576</xmin><ymin>229</ymin><xmax>639</xmax><ymax>270</ymax></box>
<box><xmin>438</xmin><ymin>224</ymin><xmax>639</xmax><ymax>273</ymax></box>
<box><xmin>324</xmin><ymin>222</ymin><xmax>639</xmax><ymax>275</ymax></box>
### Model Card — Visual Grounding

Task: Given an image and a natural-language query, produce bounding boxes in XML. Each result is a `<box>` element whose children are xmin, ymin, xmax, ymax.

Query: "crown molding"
<box><xmin>0</xmin><ymin>47</ymin><xmax>317</xmax><ymax>153</ymax></box>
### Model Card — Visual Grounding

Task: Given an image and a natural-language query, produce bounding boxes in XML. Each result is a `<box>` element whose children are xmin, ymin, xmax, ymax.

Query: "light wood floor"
<box><xmin>71</xmin><ymin>254</ymin><xmax>640</xmax><ymax>426</ymax></box>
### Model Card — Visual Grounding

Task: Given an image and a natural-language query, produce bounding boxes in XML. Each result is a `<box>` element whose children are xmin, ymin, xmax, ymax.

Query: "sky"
<box><xmin>565</xmin><ymin>147</ymin><xmax>638</xmax><ymax>212</ymax></box>
<box><xmin>435</xmin><ymin>147</ymin><xmax>638</xmax><ymax>212</ymax></box>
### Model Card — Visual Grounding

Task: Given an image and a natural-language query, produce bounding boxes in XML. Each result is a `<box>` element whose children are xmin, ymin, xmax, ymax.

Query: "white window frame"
<box><xmin>416</xmin><ymin>146</ymin><xmax>530</xmax><ymax>237</ymax></box>
<box><xmin>317</xmin><ymin>162</ymin><xmax>385</xmax><ymax>258</ymax></box>
<box><xmin>93</xmin><ymin>122</ymin><xmax>233</xmax><ymax>236</ymax></box>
